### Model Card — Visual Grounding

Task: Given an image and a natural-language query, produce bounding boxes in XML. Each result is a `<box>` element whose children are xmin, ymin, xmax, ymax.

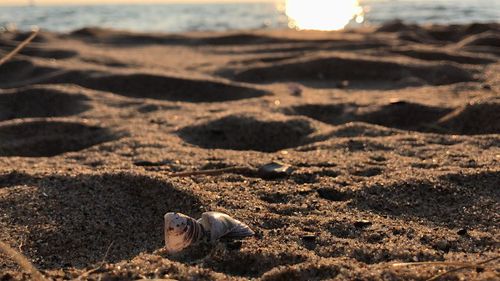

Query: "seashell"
<box><xmin>198</xmin><ymin>212</ymin><xmax>255</xmax><ymax>242</ymax></box>
<box><xmin>164</xmin><ymin>212</ymin><xmax>204</xmax><ymax>254</ymax></box>
<box><xmin>257</xmin><ymin>162</ymin><xmax>293</xmax><ymax>179</ymax></box>
<box><xmin>164</xmin><ymin>211</ymin><xmax>254</xmax><ymax>253</ymax></box>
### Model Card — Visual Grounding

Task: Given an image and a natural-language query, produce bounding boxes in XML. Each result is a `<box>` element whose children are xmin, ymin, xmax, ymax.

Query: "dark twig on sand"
<box><xmin>167</xmin><ymin>162</ymin><xmax>293</xmax><ymax>179</ymax></box>
<box><xmin>0</xmin><ymin>28</ymin><xmax>38</xmax><ymax>66</ymax></box>
<box><xmin>101</xmin><ymin>241</ymin><xmax>114</xmax><ymax>265</ymax></box>
<box><xmin>425</xmin><ymin>256</ymin><xmax>499</xmax><ymax>281</ymax></box>
<box><xmin>0</xmin><ymin>241</ymin><xmax>47</xmax><ymax>281</ymax></box>
<box><xmin>392</xmin><ymin>256</ymin><xmax>500</xmax><ymax>281</ymax></box>
<box><xmin>168</xmin><ymin>166</ymin><xmax>252</xmax><ymax>177</ymax></box>
<box><xmin>77</xmin><ymin>241</ymin><xmax>114</xmax><ymax>280</ymax></box>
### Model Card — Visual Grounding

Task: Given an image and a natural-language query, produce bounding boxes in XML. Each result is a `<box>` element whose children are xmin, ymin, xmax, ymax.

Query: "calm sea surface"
<box><xmin>0</xmin><ymin>0</ymin><xmax>498</xmax><ymax>32</ymax></box>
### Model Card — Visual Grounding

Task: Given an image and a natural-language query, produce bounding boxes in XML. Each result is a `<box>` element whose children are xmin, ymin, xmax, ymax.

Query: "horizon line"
<box><xmin>0</xmin><ymin>0</ymin><xmax>278</xmax><ymax>7</ymax></box>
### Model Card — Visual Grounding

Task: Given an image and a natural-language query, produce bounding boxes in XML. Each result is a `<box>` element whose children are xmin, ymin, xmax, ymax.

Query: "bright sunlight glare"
<box><xmin>284</xmin><ymin>0</ymin><xmax>364</xmax><ymax>31</ymax></box>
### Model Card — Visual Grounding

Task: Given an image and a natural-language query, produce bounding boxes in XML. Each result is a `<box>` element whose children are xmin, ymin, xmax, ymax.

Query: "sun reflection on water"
<box><xmin>284</xmin><ymin>0</ymin><xmax>364</xmax><ymax>31</ymax></box>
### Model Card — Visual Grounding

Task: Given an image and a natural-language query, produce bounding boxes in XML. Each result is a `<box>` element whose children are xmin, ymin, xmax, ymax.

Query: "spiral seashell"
<box><xmin>164</xmin><ymin>211</ymin><xmax>254</xmax><ymax>253</ymax></box>
<box><xmin>164</xmin><ymin>212</ymin><xmax>204</xmax><ymax>254</ymax></box>
<box><xmin>198</xmin><ymin>212</ymin><xmax>255</xmax><ymax>242</ymax></box>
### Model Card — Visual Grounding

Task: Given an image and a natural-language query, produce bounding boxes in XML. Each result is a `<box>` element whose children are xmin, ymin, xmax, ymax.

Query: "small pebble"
<box><xmin>354</xmin><ymin>220</ymin><xmax>372</xmax><ymax>229</ymax></box>
<box><xmin>257</xmin><ymin>162</ymin><xmax>293</xmax><ymax>179</ymax></box>
<box><xmin>336</xmin><ymin>80</ymin><xmax>349</xmax><ymax>89</ymax></box>
<box><xmin>481</xmin><ymin>83</ymin><xmax>492</xmax><ymax>90</ymax></box>
<box><xmin>301</xmin><ymin>234</ymin><xmax>316</xmax><ymax>242</ymax></box>
<box><xmin>287</xmin><ymin>83</ymin><xmax>303</xmax><ymax>96</ymax></box>
<box><xmin>457</xmin><ymin>228</ymin><xmax>468</xmax><ymax>236</ymax></box>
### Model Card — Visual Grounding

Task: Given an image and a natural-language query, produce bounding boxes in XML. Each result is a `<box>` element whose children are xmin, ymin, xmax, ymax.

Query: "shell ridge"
<box><xmin>201</xmin><ymin>212</ymin><xmax>254</xmax><ymax>241</ymax></box>
<box><xmin>184</xmin><ymin>217</ymin><xmax>203</xmax><ymax>244</ymax></box>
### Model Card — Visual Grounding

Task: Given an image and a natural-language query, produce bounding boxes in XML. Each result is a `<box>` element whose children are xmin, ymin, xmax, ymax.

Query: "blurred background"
<box><xmin>0</xmin><ymin>0</ymin><xmax>499</xmax><ymax>32</ymax></box>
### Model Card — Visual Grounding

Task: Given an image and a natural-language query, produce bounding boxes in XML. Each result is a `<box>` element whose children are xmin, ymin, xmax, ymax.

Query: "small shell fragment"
<box><xmin>199</xmin><ymin>211</ymin><xmax>255</xmax><ymax>242</ymax></box>
<box><xmin>164</xmin><ymin>211</ymin><xmax>254</xmax><ymax>254</ymax></box>
<box><xmin>257</xmin><ymin>162</ymin><xmax>293</xmax><ymax>179</ymax></box>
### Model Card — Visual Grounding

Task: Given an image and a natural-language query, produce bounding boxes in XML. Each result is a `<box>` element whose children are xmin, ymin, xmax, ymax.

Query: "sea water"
<box><xmin>0</xmin><ymin>0</ymin><xmax>498</xmax><ymax>33</ymax></box>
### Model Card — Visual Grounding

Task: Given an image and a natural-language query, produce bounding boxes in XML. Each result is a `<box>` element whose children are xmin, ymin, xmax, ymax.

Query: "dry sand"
<box><xmin>0</xmin><ymin>22</ymin><xmax>499</xmax><ymax>280</ymax></box>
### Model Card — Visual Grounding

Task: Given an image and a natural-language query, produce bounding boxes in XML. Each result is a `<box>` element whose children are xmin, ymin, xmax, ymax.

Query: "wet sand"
<box><xmin>0</xmin><ymin>22</ymin><xmax>499</xmax><ymax>280</ymax></box>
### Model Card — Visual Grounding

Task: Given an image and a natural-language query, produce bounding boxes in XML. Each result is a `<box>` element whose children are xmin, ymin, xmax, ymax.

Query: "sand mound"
<box><xmin>376</xmin><ymin>20</ymin><xmax>420</xmax><ymax>33</ymax></box>
<box><xmin>233</xmin><ymin>40</ymin><xmax>388</xmax><ymax>56</ymax></box>
<box><xmin>0</xmin><ymin>87</ymin><xmax>91</xmax><ymax>121</ymax></box>
<box><xmin>70</xmin><ymin>72</ymin><xmax>269</xmax><ymax>102</ymax></box>
<box><xmin>69</xmin><ymin>27</ymin><xmax>289</xmax><ymax>47</ymax></box>
<box><xmin>178</xmin><ymin>114</ymin><xmax>316</xmax><ymax>152</ymax></box>
<box><xmin>0</xmin><ymin>121</ymin><xmax>117</xmax><ymax>157</ymax></box>
<box><xmin>379</xmin><ymin>22</ymin><xmax>500</xmax><ymax>47</ymax></box>
<box><xmin>201</xmin><ymin>33</ymin><xmax>304</xmax><ymax>45</ymax></box>
<box><xmin>437</xmin><ymin>99</ymin><xmax>500</xmax><ymax>135</ymax></box>
<box><xmin>456</xmin><ymin>32</ymin><xmax>500</xmax><ymax>56</ymax></box>
<box><xmin>287</xmin><ymin>102</ymin><xmax>452</xmax><ymax>132</ymax></box>
<box><xmin>0</xmin><ymin>38</ymin><xmax>77</xmax><ymax>59</ymax></box>
<box><xmin>70</xmin><ymin>28</ymin><xmax>315</xmax><ymax>46</ymax></box>
<box><xmin>0</xmin><ymin>172</ymin><xmax>201</xmax><ymax>269</ymax></box>
<box><xmin>351</xmin><ymin>171</ymin><xmax>500</xmax><ymax>230</ymax></box>
<box><xmin>69</xmin><ymin>27</ymin><xmax>191</xmax><ymax>45</ymax></box>
<box><xmin>458</xmin><ymin>23</ymin><xmax>500</xmax><ymax>37</ymax></box>
<box><xmin>231</xmin><ymin>55</ymin><xmax>475</xmax><ymax>86</ymax></box>
<box><xmin>0</xmin><ymin>59</ymin><xmax>35</xmax><ymax>81</ymax></box>
<box><xmin>389</xmin><ymin>48</ymin><xmax>495</xmax><ymax>64</ymax></box>
<box><xmin>71</xmin><ymin>27</ymin><xmax>121</xmax><ymax>37</ymax></box>
<box><xmin>378</xmin><ymin>21</ymin><xmax>499</xmax><ymax>42</ymax></box>
<box><xmin>458</xmin><ymin>32</ymin><xmax>500</xmax><ymax>48</ymax></box>
<box><xmin>285</xmin><ymin>104</ymin><xmax>355</xmax><ymax>126</ymax></box>
<box><xmin>425</xmin><ymin>24</ymin><xmax>499</xmax><ymax>42</ymax></box>
<box><xmin>327</xmin><ymin>122</ymin><xmax>399</xmax><ymax>138</ymax></box>
<box><xmin>69</xmin><ymin>28</ymin><xmax>322</xmax><ymax>47</ymax></box>
<box><xmin>19</xmin><ymin>47</ymin><xmax>78</xmax><ymax>59</ymax></box>
<box><xmin>80</xmin><ymin>56</ymin><xmax>131</xmax><ymax>68</ymax></box>
<box><xmin>376</xmin><ymin>21</ymin><xmax>437</xmax><ymax>44</ymax></box>
<box><xmin>289</xmin><ymin>101</ymin><xmax>500</xmax><ymax>135</ymax></box>
<box><xmin>0</xmin><ymin>64</ymin><xmax>268</xmax><ymax>102</ymax></box>
<box><xmin>11</xmin><ymin>31</ymin><xmax>54</xmax><ymax>43</ymax></box>
<box><xmin>0</xmin><ymin>59</ymin><xmax>56</xmax><ymax>86</ymax></box>
<box><xmin>357</xmin><ymin>101</ymin><xmax>453</xmax><ymax>131</ymax></box>
<box><xmin>397</xmin><ymin>31</ymin><xmax>437</xmax><ymax>44</ymax></box>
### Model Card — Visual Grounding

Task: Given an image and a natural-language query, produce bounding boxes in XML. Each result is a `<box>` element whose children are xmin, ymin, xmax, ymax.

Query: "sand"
<box><xmin>0</xmin><ymin>21</ymin><xmax>499</xmax><ymax>280</ymax></box>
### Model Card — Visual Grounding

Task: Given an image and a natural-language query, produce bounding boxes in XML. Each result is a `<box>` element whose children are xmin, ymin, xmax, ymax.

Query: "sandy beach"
<box><xmin>0</xmin><ymin>22</ymin><xmax>499</xmax><ymax>280</ymax></box>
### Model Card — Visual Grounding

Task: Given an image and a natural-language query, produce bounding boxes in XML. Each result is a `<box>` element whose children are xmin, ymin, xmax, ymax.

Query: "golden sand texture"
<box><xmin>0</xmin><ymin>22</ymin><xmax>499</xmax><ymax>280</ymax></box>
